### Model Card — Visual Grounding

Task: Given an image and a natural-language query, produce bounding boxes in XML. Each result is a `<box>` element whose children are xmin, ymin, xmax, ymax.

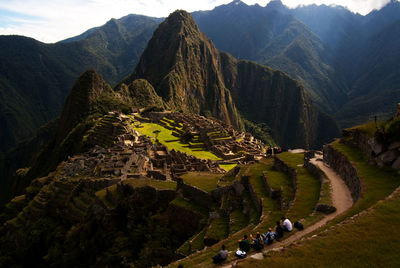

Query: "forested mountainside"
<box><xmin>2</xmin><ymin>1</ymin><xmax>400</xmax><ymax>153</ymax></box>
<box><xmin>0</xmin><ymin>15</ymin><xmax>160</xmax><ymax>153</ymax></box>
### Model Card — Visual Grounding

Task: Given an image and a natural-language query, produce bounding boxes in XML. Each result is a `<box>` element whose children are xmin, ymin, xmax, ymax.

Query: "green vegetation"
<box><xmin>238</xmin><ymin>143</ymin><xmax>400</xmax><ymax>267</ymax></box>
<box><xmin>229</xmin><ymin>209</ymin><xmax>249</xmax><ymax>234</ymax></box>
<box><xmin>169</xmin><ymin>151</ymin><xmax>324</xmax><ymax>267</ymax></box>
<box><xmin>263</xmin><ymin>159</ymin><xmax>294</xmax><ymax>206</ymax></box>
<box><xmin>133</xmin><ymin>122</ymin><xmax>221</xmax><ymax>160</ymax></box>
<box><xmin>176</xmin><ymin>228</ymin><xmax>207</xmax><ymax>256</ymax></box>
<box><xmin>278</xmin><ymin>153</ymin><xmax>321</xmax><ymax>222</ymax></box>
<box><xmin>124</xmin><ymin>178</ymin><xmax>177</xmax><ymax>190</ymax></box>
<box><xmin>205</xmin><ymin>216</ymin><xmax>229</xmax><ymax>242</ymax></box>
<box><xmin>181</xmin><ymin>172</ymin><xmax>223</xmax><ymax>192</ymax></box>
<box><xmin>349</xmin><ymin>120</ymin><xmax>385</xmax><ymax>137</ymax></box>
<box><xmin>243</xmin><ymin>119</ymin><xmax>275</xmax><ymax>146</ymax></box>
<box><xmin>170</xmin><ymin>197</ymin><xmax>209</xmax><ymax>218</ymax></box>
<box><xmin>327</xmin><ymin>141</ymin><xmax>400</xmax><ymax>226</ymax></box>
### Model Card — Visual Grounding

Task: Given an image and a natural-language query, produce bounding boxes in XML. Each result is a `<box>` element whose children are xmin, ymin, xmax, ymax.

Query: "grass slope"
<box><xmin>170</xmin><ymin>154</ymin><xmax>323</xmax><ymax>267</ymax></box>
<box><xmin>237</xmin><ymin>142</ymin><xmax>400</xmax><ymax>267</ymax></box>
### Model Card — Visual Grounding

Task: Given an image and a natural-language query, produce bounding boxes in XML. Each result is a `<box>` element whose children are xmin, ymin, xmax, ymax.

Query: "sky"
<box><xmin>0</xmin><ymin>0</ymin><xmax>395</xmax><ymax>43</ymax></box>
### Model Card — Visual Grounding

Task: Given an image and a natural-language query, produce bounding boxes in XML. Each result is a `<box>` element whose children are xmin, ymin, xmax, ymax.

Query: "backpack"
<box><xmin>254</xmin><ymin>238</ymin><xmax>264</xmax><ymax>250</ymax></box>
<box><xmin>294</xmin><ymin>221</ymin><xmax>304</xmax><ymax>230</ymax></box>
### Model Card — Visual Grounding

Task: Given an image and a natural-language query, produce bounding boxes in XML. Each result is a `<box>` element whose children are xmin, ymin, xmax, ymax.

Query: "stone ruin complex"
<box><xmin>138</xmin><ymin>111</ymin><xmax>266</xmax><ymax>163</ymax></box>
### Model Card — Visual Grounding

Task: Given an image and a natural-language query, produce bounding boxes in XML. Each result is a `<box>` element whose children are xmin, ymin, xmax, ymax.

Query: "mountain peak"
<box><xmin>266</xmin><ymin>0</ymin><xmax>285</xmax><ymax>9</ymax></box>
<box><xmin>166</xmin><ymin>9</ymin><xmax>192</xmax><ymax>22</ymax></box>
<box><xmin>127</xmin><ymin>10</ymin><xmax>243</xmax><ymax>129</ymax></box>
<box><xmin>56</xmin><ymin>70</ymin><xmax>112</xmax><ymax>144</ymax></box>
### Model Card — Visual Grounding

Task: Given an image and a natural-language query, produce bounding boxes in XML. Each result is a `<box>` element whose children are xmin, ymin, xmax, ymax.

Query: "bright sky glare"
<box><xmin>0</xmin><ymin>0</ymin><xmax>395</xmax><ymax>43</ymax></box>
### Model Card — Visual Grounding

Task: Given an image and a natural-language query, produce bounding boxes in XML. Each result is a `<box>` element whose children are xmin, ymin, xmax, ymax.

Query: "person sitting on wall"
<box><xmin>275</xmin><ymin>221</ymin><xmax>284</xmax><ymax>241</ymax></box>
<box><xmin>212</xmin><ymin>244</ymin><xmax>229</xmax><ymax>264</ymax></box>
<box><xmin>282</xmin><ymin>216</ymin><xmax>293</xmax><ymax>232</ymax></box>
<box><xmin>250</xmin><ymin>232</ymin><xmax>264</xmax><ymax>250</ymax></box>
<box><xmin>236</xmin><ymin>234</ymin><xmax>251</xmax><ymax>258</ymax></box>
<box><xmin>263</xmin><ymin>228</ymin><xmax>276</xmax><ymax>245</ymax></box>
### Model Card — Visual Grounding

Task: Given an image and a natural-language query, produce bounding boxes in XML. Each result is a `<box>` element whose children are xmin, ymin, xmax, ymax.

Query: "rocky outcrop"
<box><xmin>323</xmin><ymin>144</ymin><xmax>361</xmax><ymax>203</ymax></box>
<box><xmin>341</xmin><ymin>123</ymin><xmax>400</xmax><ymax>173</ymax></box>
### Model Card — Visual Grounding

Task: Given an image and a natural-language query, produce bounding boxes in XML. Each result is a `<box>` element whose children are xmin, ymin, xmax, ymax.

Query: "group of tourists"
<box><xmin>212</xmin><ymin>216</ymin><xmax>297</xmax><ymax>263</ymax></box>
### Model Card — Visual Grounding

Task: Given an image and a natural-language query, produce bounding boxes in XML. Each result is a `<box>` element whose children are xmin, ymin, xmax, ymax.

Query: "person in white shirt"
<box><xmin>281</xmin><ymin>216</ymin><xmax>293</xmax><ymax>232</ymax></box>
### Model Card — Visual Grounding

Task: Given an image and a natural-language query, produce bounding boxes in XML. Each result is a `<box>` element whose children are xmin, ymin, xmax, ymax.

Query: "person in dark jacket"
<box><xmin>275</xmin><ymin>221</ymin><xmax>284</xmax><ymax>241</ymax></box>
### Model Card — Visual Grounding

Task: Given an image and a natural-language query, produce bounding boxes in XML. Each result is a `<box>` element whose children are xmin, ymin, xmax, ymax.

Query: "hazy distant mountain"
<box><xmin>193</xmin><ymin>0</ymin><xmax>348</xmax><ymax>113</ymax></box>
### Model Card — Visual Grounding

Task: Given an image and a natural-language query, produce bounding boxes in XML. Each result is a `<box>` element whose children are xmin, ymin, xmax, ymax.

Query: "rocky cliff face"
<box><xmin>220</xmin><ymin>52</ymin><xmax>340</xmax><ymax>149</ymax></box>
<box><xmin>126</xmin><ymin>10</ymin><xmax>243</xmax><ymax>130</ymax></box>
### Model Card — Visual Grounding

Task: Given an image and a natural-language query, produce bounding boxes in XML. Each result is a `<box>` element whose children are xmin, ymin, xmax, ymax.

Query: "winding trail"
<box><xmin>223</xmin><ymin>153</ymin><xmax>353</xmax><ymax>265</ymax></box>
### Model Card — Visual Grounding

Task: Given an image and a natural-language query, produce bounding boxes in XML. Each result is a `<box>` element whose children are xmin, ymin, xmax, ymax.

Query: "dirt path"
<box><xmin>223</xmin><ymin>153</ymin><xmax>353</xmax><ymax>265</ymax></box>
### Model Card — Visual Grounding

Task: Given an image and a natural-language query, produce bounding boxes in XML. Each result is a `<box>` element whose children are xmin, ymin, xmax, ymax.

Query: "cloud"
<box><xmin>0</xmin><ymin>0</ymin><xmax>396</xmax><ymax>43</ymax></box>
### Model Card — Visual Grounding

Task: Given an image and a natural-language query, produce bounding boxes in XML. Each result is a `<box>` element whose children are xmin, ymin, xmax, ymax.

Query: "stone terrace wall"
<box><xmin>261</xmin><ymin>172</ymin><xmax>284</xmax><ymax>209</ymax></box>
<box><xmin>240</xmin><ymin>172</ymin><xmax>262</xmax><ymax>215</ymax></box>
<box><xmin>177</xmin><ymin>178</ymin><xmax>214</xmax><ymax>209</ymax></box>
<box><xmin>341</xmin><ymin>129</ymin><xmax>372</xmax><ymax>156</ymax></box>
<box><xmin>273</xmin><ymin>156</ymin><xmax>297</xmax><ymax>191</ymax></box>
<box><xmin>323</xmin><ymin>144</ymin><xmax>361</xmax><ymax>203</ymax></box>
<box><xmin>303</xmin><ymin>155</ymin><xmax>336</xmax><ymax>214</ymax></box>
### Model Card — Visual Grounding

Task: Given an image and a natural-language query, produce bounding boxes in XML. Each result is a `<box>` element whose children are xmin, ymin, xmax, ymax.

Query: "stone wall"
<box><xmin>323</xmin><ymin>144</ymin><xmax>361</xmax><ymax>203</ymax></box>
<box><xmin>342</xmin><ymin>128</ymin><xmax>400</xmax><ymax>173</ymax></box>
<box><xmin>240</xmin><ymin>173</ymin><xmax>262</xmax><ymax>215</ymax></box>
<box><xmin>176</xmin><ymin>178</ymin><xmax>214</xmax><ymax>209</ymax></box>
<box><xmin>261</xmin><ymin>172</ymin><xmax>284</xmax><ymax>209</ymax></box>
<box><xmin>303</xmin><ymin>157</ymin><xmax>336</xmax><ymax>214</ymax></box>
<box><xmin>273</xmin><ymin>156</ymin><xmax>297</xmax><ymax>191</ymax></box>
<box><xmin>341</xmin><ymin>129</ymin><xmax>372</xmax><ymax>156</ymax></box>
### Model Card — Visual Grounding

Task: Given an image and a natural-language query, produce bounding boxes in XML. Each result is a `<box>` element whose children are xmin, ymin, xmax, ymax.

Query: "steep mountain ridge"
<box><xmin>220</xmin><ymin>53</ymin><xmax>339</xmax><ymax>148</ymax></box>
<box><xmin>126</xmin><ymin>10</ymin><xmax>243</xmax><ymax>129</ymax></box>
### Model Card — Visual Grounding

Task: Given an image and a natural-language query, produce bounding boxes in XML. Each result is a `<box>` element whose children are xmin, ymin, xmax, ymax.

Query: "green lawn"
<box><xmin>181</xmin><ymin>172</ymin><xmax>223</xmax><ymax>192</ymax></box>
<box><xmin>219</xmin><ymin>163</ymin><xmax>237</xmax><ymax>172</ymax></box>
<box><xmin>133</xmin><ymin>122</ymin><xmax>221</xmax><ymax>160</ymax></box>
